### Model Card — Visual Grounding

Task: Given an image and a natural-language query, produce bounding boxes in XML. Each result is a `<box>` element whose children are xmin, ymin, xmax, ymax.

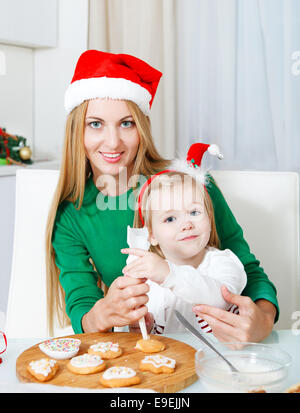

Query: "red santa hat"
<box><xmin>64</xmin><ymin>50</ymin><xmax>162</xmax><ymax>115</ymax></box>
<box><xmin>169</xmin><ymin>143</ymin><xmax>223</xmax><ymax>182</ymax></box>
<box><xmin>138</xmin><ymin>142</ymin><xmax>223</xmax><ymax>226</ymax></box>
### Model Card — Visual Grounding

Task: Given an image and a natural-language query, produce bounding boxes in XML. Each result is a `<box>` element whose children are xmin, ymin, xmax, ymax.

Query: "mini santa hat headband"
<box><xmin>64</xmin><ymin>50</ymin><xmax>162</xmax><ymax>115</ymax></box>
<box><xmin>138</xmin><ymin>143</ymin><xmax>223</xmax><ymax>226</ymax></box>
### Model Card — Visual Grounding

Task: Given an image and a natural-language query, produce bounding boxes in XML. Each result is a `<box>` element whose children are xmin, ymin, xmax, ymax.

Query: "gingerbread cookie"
<box><xmin>135</xmin><ymin>338</ymin><xmax>165</xmax><ymax>353</ymax></box>
<box><xmin>285</xmin><ymin>383</ymin><xmax>300</xmax><ymax>393</ymax></box>
<box><xmin>67</xmin><ymin>353</ymin><xmax>105</xmax><ymax>375</ymax></box>
<box><xmin>27</xmin><ymin>358</ymin><xmax>59</xmax><ymax>382</ymax></box>
<box><xmin>88</xmin><ymin>341</ymin><xmax>122</xmax><ymax>359</ymax></box>
<box><xmin>139</xmin><ymin>354</ymin><xmax>176</xmax><ymax>374</ymax></box>
<box><xmin>99</xmin><ymin>366</ymin><xmax>141</xmax><ymax>388</ymax></box>
<box><xmin>248</xmin><ymin>389</ymin><xmax>267</xmax><ymax>393</ymax></box>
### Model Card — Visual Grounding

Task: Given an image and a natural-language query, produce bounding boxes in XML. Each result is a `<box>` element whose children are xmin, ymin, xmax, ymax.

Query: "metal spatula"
<box><xmin>175</xmin><ymin>310</ymin><xmax>239</xmax><ymax>373</ymax></box>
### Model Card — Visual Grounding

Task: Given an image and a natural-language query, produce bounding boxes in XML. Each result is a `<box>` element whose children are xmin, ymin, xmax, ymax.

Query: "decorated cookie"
<box><xmin>139</xmin><ymin>354</ymin><xmax>176</xmax><ymax>374</ymax></box>
<box><xmin>88</xmin><ymin>341</ymin><xmax>122</xmax><ymax>359</ymax></box>
<box><xmin>285</xmin><ymin>383</ymin><xmax>300</xmax><ymax>393</ymax></box>
<box><xmin>39</xmin><ymin>338</ymin><xmax>81</xmax><ymax>360</ymax></box>
<box><xmin>99</xmin><ymin>366</ymin><xmax>141</xmax><ymax>388</ymax></box>
<box><xmin>67</xmin><ymin>353</ymin><xmax>106</xmax><ymax>375</ymax></box>
<box><xmin>135</xmin><ymin>338</ymin><xmax>165</xmax><ymax>353</ymax></box>
<box><xmin>27</xmin><ymin>358</ymin><xmax>59</xmax><ymax>382</ymax></box>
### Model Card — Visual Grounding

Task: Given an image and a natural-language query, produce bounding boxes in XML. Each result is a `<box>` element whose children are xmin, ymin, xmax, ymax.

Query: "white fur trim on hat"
<box><xmin>64</xmin><ymin>77</ymin><xmax>152</xmax><ymax>115</ymax></box>
<box><xmin>168</xmin><ymin>158</ymin><xmax>207</xmax><ymax>185</ymax></box>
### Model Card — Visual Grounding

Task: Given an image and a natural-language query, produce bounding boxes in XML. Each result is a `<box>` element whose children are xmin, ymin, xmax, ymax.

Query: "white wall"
<box><xmin>0</xmin><ymin>44</ymin><xmax>33</xmax><ymax>145</ymax></box>
<box><xmin>33</xmin><ymin>0</ymin><xmax>89</xmax><ymax>160</ymax></box>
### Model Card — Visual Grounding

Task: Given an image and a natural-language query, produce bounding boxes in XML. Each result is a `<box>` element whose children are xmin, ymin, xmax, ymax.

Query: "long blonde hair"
<box><xmin>133</xmin><ymin>171</ymin><xmax>220</xmax><ymax>258</ymax></box>
<box><xmin>45</xmin><ymin>99</ymin><xmax>170</xmax><ymax>335</ymax></box>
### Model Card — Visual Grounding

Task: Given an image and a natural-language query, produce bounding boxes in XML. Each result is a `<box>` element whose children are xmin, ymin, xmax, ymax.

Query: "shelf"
<box><xmin>0</xmin><ymin>160</ymin><xmax>60</xmax><ymax>177</ymax></box>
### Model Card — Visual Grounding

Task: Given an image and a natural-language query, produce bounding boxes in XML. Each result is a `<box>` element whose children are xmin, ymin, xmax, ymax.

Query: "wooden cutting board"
<box><xmin>16</xmin><ymin>332</ymin><xmax>198</xmax><ymax>393</ymax></box>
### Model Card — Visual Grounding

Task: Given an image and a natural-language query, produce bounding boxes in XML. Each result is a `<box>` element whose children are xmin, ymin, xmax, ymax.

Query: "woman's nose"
<box><xmin>107</xmin><ymin>126</ymin><xmax>121</xmax><ymax>148</ymax></box>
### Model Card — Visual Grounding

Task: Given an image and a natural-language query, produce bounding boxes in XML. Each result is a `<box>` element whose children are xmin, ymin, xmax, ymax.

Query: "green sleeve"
<box><xmin>52</xmin><ymin>202</ymin><xmax>104</xmax><ymax>333</ymax></box>
<box><xmin>206</xmin><ymin>175</ymin><xmax>279</xmax><ymax>322</ymax></box>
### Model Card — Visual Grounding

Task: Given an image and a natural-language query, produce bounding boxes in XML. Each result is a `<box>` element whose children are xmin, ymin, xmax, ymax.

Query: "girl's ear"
<box><xmin>148</xmin><ymin>230</ymin><xmax>159</xmax><ymax>246</ymax></box>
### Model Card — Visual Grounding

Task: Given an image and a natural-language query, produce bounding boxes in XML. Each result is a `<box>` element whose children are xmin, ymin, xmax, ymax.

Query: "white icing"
<box><xmin>135</xmin><ymin>342</ymin><xmax>143</xmax><ymax>350</ymax></box>
<box><xmin>200</xmin><ymin>356</ymin><xmax>288</xmax><ymax>393</ymax></box>
<box><xmin>141</xmin><ymin>355</ymin><xmax>176</xmax><ymax>369</ymax></box>
<box><xmin>70</xmin><ymin>353</ymin><xmax>104</xmax><ymax>368</ymax></box>
<box><xmin>102</xmin><ymin>366</ymin><xmax>136</xmax><ymax>380</ymax></box>
<box><xmin>90</xmin><ymin>341</ymin><xmax>120</xmax><ymax>353</ymax></box>
<box><xmin>29</xmin><ymin>358</ymin><xmax>56</xmax><ymax>377</ymax></box>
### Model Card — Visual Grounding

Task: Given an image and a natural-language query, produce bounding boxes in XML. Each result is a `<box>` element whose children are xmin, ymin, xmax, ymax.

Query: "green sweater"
<box><xmin>52</xmin><ymin>175</ymin><xmax>279</xmax><ymax>334</ymax></box>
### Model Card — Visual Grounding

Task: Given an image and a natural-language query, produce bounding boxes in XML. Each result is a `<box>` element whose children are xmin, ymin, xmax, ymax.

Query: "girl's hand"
<box><xmin>192</xmin><ymin>285</ymin><xmax>276</xmax><ymax>343</ymax></box>
<box><xmin>121</xmin><ymin>248</ymin><xmax>170</xmax><ymax>284</ymax></box>
<box><xmin>129</xmin><ymin>312</ymin><xmax>154</xmax><ymax>334</ymax></box>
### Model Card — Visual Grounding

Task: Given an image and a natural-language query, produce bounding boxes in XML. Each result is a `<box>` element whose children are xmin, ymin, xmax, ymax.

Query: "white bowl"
<box><xmin>195</xmin><ymin>342</ymin><xmax>292</xmax><ymax>393</ymax></box>
<box><xmin>39</xmin><ymin>338</ymin><xmax>81</xmax><ymax>360</ymax></box>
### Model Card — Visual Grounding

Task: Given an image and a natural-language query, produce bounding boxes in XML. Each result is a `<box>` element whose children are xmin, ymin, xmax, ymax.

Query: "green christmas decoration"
<box><xmin>0</xmin><ymin>127</ymin><xmax>33</xmax><ymax>165</ymax></box>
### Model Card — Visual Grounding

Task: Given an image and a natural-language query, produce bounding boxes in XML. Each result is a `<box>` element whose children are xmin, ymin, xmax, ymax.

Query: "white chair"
<box><xmin>212</xmin><ymin>170</ymin><xmax>300</xmax><ymax>330</ymax></box>
<box><xmin>5</xmin><ymin>169</ymin><xmax>74</xmax><ymax>338</ymax></box>
<box><xmin>5</xmin><ymin>169</ymin><xmax>299</xmax><ymax>337</ymax></box>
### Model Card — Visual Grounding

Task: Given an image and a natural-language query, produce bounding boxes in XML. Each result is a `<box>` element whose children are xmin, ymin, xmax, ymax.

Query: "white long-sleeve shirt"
<box><xmin>146</xmin><ymin>247</ymin><xmax>247</xmax><ymax>334</ymax></box>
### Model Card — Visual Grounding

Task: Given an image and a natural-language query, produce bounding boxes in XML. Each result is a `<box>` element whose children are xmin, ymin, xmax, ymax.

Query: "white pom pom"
<box><xmin>208</xmin><ymin>144</ymin><xmax>220</xmax><ymax>156</ymax></box>
<box><xmin>208</xmin><ymin>144</ymin><xmax>223</xmax><ymax>160</ymax></box>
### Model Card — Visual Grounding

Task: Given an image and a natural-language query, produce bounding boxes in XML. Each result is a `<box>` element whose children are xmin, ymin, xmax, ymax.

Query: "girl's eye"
<box><xmin>89</xmin><ymin>121</ymin><xmax>102</xmax><ymax>129</ymax></box>
<box><xmin>121</xmin><ymin>120</ymin><xmax>134</xmax><ymax>128</ymax></box>
<box><xmin>164</xmin><ymin>216</ymin><xmax>176</xmax><ymax>223</ymax></box>
<box><xmin>190</xmin><ymin>210</ymin><xmax>201</xmax><ymax>216</ymax></box>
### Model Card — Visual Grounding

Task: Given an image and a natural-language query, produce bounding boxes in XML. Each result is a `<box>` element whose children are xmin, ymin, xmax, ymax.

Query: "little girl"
<box><xmin>121</xmin><ymin>143</ymin><xmax>247</xmax><ymax>334</ymax></box>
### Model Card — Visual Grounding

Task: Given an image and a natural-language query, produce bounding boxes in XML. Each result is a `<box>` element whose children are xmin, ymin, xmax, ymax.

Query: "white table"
<box><xmin>0</xmin><ymin>330</ymin><xmax>299</xmax><ymax>393</ymax></box>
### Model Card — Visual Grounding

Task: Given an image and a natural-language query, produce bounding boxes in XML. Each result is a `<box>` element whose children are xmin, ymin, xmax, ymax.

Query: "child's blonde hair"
<box><xmin>133</xmin><ymin>171</ymin><xmax>220</xmax><ymax>258</ymax></box>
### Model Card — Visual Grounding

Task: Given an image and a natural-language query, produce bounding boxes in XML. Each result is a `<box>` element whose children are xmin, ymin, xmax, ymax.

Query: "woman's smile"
<box><xmin>99</xmin><ymin>151</ymin><xmax>124</xmax><ymax>163</ymax></box>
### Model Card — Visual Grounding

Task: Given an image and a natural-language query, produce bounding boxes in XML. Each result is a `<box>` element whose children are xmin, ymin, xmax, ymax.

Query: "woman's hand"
<box><xmin>82</xmin><ymin>275</ymin><xmax>149</xmax><ymax>333</ymax></box>
<box><xmin>129</xmin><ymin>312</ymin><xmax>154</xmax><ymax>334</ymax></box>
<box><xmin>121</xmin><ymin>248</ymin><xmax>170</xmax><ymax>284</ymax></box>
<box><xmin>192</xmin><ymin>285</ymin><xmax>276</xmax><ymax>343</ymax></box>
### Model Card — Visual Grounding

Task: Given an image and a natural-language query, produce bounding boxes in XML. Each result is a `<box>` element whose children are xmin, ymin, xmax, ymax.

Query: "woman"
<box><xmin>46</xmin><ymin>50</ymin><xmax>278</xmax><ymax>342</ymax></box>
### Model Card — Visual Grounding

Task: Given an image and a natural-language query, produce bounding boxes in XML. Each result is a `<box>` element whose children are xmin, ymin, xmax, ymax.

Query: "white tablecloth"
<box><xmin>0</xmin><ymin>330</ymin><xmax>299</xmax><ymax>393</ymax></box>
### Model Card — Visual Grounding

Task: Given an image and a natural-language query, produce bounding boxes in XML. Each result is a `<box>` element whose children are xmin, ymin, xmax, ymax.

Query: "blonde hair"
<box><xmin>45</xmin><ymin>99</ymin><xmax>170</xmax><ymax>335</ymax></box>
<box><xmin>133</xmin><ymin>171</ymin><xmax>220</xmax><ymax>258</ymax></box>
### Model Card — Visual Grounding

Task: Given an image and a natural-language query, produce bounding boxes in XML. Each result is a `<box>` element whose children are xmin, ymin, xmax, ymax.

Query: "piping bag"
<box><xmin>126</xmin><ymin>225</ymin><xmax>150</xmax><ymax>340</ymax></box>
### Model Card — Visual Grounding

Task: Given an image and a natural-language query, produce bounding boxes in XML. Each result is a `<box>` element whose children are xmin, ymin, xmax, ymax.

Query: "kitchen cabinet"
<box><xmin>0</xmin><ymin>0</ymin><xmax>57</xmax><ymax>48</ymax></box>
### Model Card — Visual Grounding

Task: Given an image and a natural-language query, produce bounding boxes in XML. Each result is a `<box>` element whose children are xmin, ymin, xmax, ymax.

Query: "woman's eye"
<box><xmin>190</xmin><ymin>210</ymin><xmax>201</xmax><ymax>216</ymax></box>
<box><xmin>164</xmin><ymin>216</ymin><xmax>176</xmax><ymax>223</ymax></box>
<box><xmin>121</xmin><ymin>120</ymin><xmax>134</xmax><ymax>128</ymax></box>
<box><xmin>89</xmin><ymin>121</ymin><xmax>102</xmax><ymax>129</ymax></box>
